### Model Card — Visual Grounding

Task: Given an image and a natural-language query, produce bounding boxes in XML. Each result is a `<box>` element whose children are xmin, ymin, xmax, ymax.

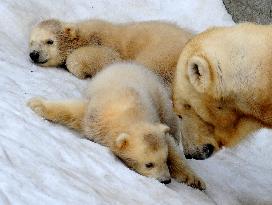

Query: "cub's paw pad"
<box><xmin>27</xmin><ymin>97</ymin><xmax>47</xmax><ymax>117</ymax></box>
<box><xmin>175</xmin><ymin>173</ymin><xmax>206</xmax><ymax>190</ymax></box>
<box><xmin>188</xmin><ymin>175</ymin><xmax>206</xmax><ymax>191</ymax></box>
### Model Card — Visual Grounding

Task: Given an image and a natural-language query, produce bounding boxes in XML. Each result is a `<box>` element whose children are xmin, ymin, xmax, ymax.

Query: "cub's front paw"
<box><xmin>173</xmin><ymin>171</ymin><xmax>206</xmax><ymax>190</ymax></box>
<box><xmin>66</xmin><ymin>58</ymin><xmax>87</xmax><ymax>79</ymax></box>
<box><xmin>27</xmin><ymin>97</ymin><xmax>48</xmax><ymax>118</ymax></box>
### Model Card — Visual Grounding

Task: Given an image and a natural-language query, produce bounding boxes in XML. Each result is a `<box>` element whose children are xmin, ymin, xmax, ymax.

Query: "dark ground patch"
<box><xmin>223</xmin><ymin>0</ymin><xmax>272</xmax><ymax>24</ymax></box>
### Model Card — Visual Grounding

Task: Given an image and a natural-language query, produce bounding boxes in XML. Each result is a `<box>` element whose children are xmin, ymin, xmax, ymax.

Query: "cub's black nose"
<box><xmin>202</xmin><ymin>144</ymin><xmax>214</xmax><ymax>158</ymax></box>
<box><xmin>29</xmin><ymin>51</ymin><xmax>39</xmax><ymax>62</ymax></box>
<box><xmin>161</xmin><ymin>179</ymin><xmax>171</xmax><ymax>184</ymax></box>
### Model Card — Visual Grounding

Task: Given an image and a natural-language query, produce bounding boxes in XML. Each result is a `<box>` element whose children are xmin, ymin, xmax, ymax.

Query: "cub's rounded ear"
<box><xmin>187</xmin><ymin>56</ymin><xmax>211</xmax><ymax>93</ymax></box>
<box><xmin>63</xmin><ymin>24</ymin><xmax>79</xmax><ymax>39</ymax></box>
<box><xmin>116</xmin><ymin>133</ymin><xmax>130</xmax><ymax>149</ymax></box>
<box><xmin>157</xmin><ymin>124</ymin><xmax>170</xmax><ymax>134</ymax></box>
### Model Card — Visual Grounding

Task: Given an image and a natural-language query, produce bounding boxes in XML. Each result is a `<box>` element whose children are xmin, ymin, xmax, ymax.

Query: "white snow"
<box><xmin>0</xmin><ymin>0</ymin><xmax>271</xmax><ymax>204</ymax></box>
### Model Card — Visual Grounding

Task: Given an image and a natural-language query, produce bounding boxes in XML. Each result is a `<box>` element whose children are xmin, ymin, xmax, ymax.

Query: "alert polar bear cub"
<box><xmin>28</xmin><ymin>63</ymin><xmax>205</xmax><ymax>189</ymax></box>
<box><xmin>29</xmin><ymin>19</ymin><xmax>192</xmax><ymax>84</ymax></box>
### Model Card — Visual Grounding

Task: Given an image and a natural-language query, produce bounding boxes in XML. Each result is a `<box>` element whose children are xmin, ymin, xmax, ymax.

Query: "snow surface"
<box><xmin>0</xmin><ymin>0</ymin><xmax>271</xmax><ymax>204</ymax></box>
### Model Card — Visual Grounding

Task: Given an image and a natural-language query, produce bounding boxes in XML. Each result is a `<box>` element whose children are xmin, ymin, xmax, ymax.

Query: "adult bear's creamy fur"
<box><xmin>173</xmin><ymin>23</ymin><xmax>271</xmax><ymax>160</ymax></box>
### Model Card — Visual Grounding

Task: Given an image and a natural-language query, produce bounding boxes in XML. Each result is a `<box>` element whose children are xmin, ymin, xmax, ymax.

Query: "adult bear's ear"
<box><xmin>187</xmin><ymin>56</ymin><xmax>211</xmax><ymax>93</ymax></box>
<box><xmin>115</xmin><ymin>133</ymin><xmax>130</xmax><ymax>150</ymax></box>
<box><xmin>63</xmin><ymin>24</ymin><xmax>79</xmax><ymax>39</ymax></box>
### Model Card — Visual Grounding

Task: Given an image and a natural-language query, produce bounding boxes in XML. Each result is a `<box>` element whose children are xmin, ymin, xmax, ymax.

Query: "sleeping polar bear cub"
<box><xmin>29</xmin><ymin>19</ymin><xmax>192</xmax><ymax>84</ymax></box>
<box><xmin>27</xmin><ymin>63</ymin><xmax>205</xmax><ymax>189</ymax></box>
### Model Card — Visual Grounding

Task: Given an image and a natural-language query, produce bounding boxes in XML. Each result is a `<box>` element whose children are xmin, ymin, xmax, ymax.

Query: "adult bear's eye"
<box><xmin>46</xmin><ymin>39</ymin><xmax>54</xmax><ymax>45</ymax></box>
<box><xmin>145</xmin><ymin>162</ymin><xmax>154</xmax><ymax>168</ymax></box>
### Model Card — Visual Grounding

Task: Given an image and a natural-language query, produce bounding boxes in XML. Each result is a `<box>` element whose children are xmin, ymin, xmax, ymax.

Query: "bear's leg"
<box><xmin>166</xmin><ymin>135</ymin><xmax>206</xmax><ymax>190</ymax></box>
<box><xmin>27</xmin><ymin>97</ymin><xmax>87</xmax><ymax>133</ymax></box>
<box><xmin>66</xmin><ymin>46</ymin><xmax>121</xmax><ymax>79</ymax></box>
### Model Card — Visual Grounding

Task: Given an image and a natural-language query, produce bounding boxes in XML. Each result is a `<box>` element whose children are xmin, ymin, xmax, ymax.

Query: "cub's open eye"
<box><xmin>145</xmin><ymin>162</ymin><xmax>154</xmax><ymax>168</ymax></box>
<box><xmin>178</xmin><ymin>115</ymin><xmax>182</xmax><ymax>119</ymax></box>
<box><xmin>46</xmin><ymin>40</ymin><xmax>54</xmax><ymax>45</ymax></box>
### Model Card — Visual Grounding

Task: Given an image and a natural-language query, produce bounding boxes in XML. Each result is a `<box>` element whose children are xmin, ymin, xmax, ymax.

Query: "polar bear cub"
<box><xmin>29</xmin><ymin>19</ymin><xmax>192</xmax><ymax>84</ymax></box>
<box><xmin>27</xmin><ymin>63</ymin><xmax>205</xmax><ymax>189</ymax></box>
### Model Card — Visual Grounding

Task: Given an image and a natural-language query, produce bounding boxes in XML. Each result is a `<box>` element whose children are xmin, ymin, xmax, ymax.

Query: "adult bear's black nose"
<box><xmin>29</xmin><ymin>51</ymin><xmax>40</xmax><ymax>62</ymax></box>
<box><xmin>185</xmin><ymin>153</ymin><xmax>192</xmax><ymax>159</ymax></box>
<box><xmin>202</xmin><ymin>144</ymin><xmax>214</xmax><ymax>159</ymax></box>
<box><xmin>187</xmin><ymin>144</ymin><xmax>215</xmax><ymax>160</ymax></box>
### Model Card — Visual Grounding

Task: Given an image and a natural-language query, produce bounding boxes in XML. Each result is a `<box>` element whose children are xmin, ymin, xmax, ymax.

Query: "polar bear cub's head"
<box><xmin>29</xmin><ymin>19</ymin><xmax>81</xmax><ymax>67</ymax></box>
<box><xmin>114</xmin><ymin>123</ymin><xmax>172</xmax><ymax>184</ymax></box>
<box><xmin>29</xmin><ymin>19</ymin><xmax>62</xmax><ymax>67</ymax></box>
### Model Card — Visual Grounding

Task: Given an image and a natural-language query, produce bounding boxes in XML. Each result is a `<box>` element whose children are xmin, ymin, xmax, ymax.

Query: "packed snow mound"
<box><xmin>0</xmin><ymin>0</ymin><xmax>271</xmax><ymax>204</ymax></box>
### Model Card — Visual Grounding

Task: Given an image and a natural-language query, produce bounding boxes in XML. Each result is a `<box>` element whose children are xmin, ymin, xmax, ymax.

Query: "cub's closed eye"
<box><xmin>46</xmin><ymin>40</ymin><xmax>54</xmax><ymax>45</ymax></box>
<box><xmin>145</xmin><ymin>162</ymin><xmax>154</xmax><ymax>168</ymax></box>
<box><xmin>184</xmin><ymin>104</ymin><xmax>191</xmax><ymax>110</ymax></box>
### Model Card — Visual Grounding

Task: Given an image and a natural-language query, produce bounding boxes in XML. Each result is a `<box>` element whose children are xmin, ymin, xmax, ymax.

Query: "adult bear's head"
<box><xmin>173</xmin><ymin>23</ymin><xmax>271</xmax><ymax>159</ymax></box>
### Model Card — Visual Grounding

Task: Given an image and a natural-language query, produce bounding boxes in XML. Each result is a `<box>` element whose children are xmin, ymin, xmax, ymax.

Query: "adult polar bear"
<box><xmin>173</xmin><ymin>23</ymin><xmax>271</xmax><ymax>160</ymax></box>
<box><xmin>29</xmin><ymin>19</ymin><xmax>192</xmax><ymax>84</ymax></box>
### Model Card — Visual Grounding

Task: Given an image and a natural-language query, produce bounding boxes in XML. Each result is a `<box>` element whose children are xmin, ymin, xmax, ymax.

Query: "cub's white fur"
<box><xmin>28</xmin><ymin>63</ymin><xmax>205</xmax><ymax>189</ymax></box>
